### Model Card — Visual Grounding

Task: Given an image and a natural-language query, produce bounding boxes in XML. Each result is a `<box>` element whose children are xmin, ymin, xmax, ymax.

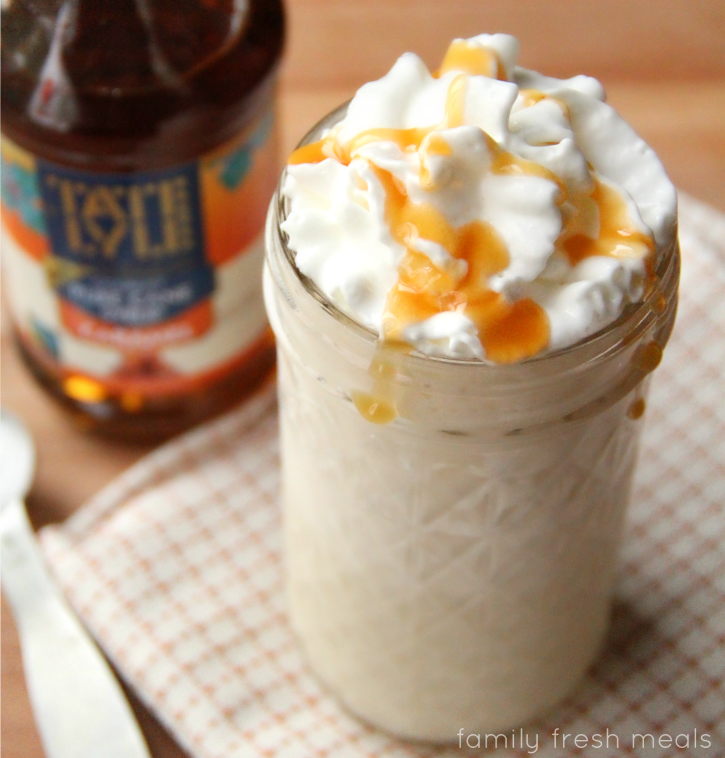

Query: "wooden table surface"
<box><xmin>2</xmin><ymin>1</ymin><xmax>724</xmax><ymax>756</ymax></box>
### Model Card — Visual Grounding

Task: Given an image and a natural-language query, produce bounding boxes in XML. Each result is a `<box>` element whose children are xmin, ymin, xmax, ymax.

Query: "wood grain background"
<box><xmin>283</xmin><ymin>0</ymin><xmax>725</xmax><ymax>85</ymax></box>
<box><xmin>2</xmin><ymin>1</ymin><xmax>724</xmax><ymax>756</ymax></box>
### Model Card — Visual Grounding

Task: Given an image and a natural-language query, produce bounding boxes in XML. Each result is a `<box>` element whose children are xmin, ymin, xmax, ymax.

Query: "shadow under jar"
<box><xmin>264</xmin><ymin>103</ymin><xmax>679</xmax><ymax>742</ymax></box>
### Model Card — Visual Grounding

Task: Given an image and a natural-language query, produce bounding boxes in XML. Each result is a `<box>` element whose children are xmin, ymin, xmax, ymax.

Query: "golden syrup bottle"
<box><xmin>1</xmin><ymin>0</ymin><xmax>283</xmax><ymax>438</ymax></box>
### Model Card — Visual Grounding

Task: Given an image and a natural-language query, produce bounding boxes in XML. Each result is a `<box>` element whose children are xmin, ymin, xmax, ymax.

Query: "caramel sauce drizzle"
<box><xmin>289</xmin><ymin>73</ymin><xmax>469</xmax><ymax>169</ymax></box>
<box><xmin>352</xmin><ymin>391</ymin><xmax>398</xmax><ymax>424</ymax></box>
<box><xmin>370</xmin><ymin>162</ymin><xmax>549</xmax><ymax>364</ymax></box>
<box><xmin>435</xmin><ymin>39</ymin><xmax>506</xmax><ymax>80</ymax></box>
<box><xmin>627</xmin><ymin>397</ymin><xmax>646</xmax><ymax>420</ymax></box>
<box><xmin>287</xmin><ymin>139</ymin><xmax>336</xmax><ymax>165</ymax></box>
<box><xmin>519</xmin><ymin>88</ymin><xmax>572</xmax><ymax>122</ymax></box>
<box><xmin>563</xmin><ymin>178</ymin><xmax>655</xmax><ymax>266</ymax></box>
<box><xmin>352</xmin><ymin>353</ymin><xmax>400</xmax><ymax>424</ymax></box>
<box><xmin>286</xmin><ymin>39</ymin><xmax>654</xmax><ymax>373</ymax></box>
<box><xmin>488</xmin><ymin>140</ymin><xmax>567</xmax><ymax>201</ymax></box>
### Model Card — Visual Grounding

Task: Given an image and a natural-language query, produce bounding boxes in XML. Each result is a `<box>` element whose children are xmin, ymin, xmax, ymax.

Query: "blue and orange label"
<box><xmin>1</xmin><ymin>111</ymin><xmax>277</xmax><ymax>396</ymax></box>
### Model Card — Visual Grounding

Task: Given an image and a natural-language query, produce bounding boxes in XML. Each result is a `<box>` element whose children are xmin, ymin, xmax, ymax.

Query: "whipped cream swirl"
<box><xmin>281</xmin><ymin>33</ymin><xmax>677</xmax><ymax>362</ymax></box>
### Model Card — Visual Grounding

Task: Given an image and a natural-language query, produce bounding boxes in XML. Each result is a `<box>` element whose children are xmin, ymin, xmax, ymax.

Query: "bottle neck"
<box><xmin>1</xmin><ymin>0</ymin><xmax>284</xmax><ymax>167</ymax></box>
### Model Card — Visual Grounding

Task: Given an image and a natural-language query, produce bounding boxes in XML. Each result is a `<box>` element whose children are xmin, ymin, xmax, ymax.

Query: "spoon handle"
<box><xmin>0</xmin><ymin>498</ymin><xmax>151</xmax><ymax>758</ymax></box>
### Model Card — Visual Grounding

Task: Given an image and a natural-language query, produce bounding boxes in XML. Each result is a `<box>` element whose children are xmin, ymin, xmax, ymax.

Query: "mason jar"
<box><xmin>263</xmin><ymin>104</ymin><xmax>679</xmax><ymax>741</ymax></box>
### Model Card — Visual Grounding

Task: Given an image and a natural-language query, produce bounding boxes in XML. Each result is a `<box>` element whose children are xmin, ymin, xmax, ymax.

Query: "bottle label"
<box><xmin>1</xmin><ymin>112</ymin><xmax>277</xmax><ymax>399</ymax></box>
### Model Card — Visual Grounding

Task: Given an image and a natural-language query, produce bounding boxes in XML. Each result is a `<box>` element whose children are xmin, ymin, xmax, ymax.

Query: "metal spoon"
<box><xmin>0</xmin><ymin>410</ymin><xmax>151</xmax><ymax>758</ymax></box>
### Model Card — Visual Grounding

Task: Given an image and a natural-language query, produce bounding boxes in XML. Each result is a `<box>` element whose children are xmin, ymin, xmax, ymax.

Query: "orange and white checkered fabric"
<box><xmin>41</xmin><ymin>194</ymin><xmax>725</xmax><ymax>758</ymax></box>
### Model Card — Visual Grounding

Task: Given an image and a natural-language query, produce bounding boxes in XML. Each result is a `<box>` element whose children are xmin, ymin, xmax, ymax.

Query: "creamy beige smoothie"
<box><xmin>264</xmin><ymin>34</ymin><xmax>678</xmax><ymax>741</ymax></box>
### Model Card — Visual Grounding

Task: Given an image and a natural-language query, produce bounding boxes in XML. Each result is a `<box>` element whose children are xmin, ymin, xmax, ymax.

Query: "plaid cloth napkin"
<box><xmin>41</xmin><ymin>194</ymin><xmax>725</xmax><ymax>758</ymax></box>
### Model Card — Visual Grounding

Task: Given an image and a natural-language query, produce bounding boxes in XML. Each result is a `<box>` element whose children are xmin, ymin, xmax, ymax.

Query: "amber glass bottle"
<box><xmin>1</xmin><ymin>0</ymin><xmax>283</xmax><ymax>438</ymax></box>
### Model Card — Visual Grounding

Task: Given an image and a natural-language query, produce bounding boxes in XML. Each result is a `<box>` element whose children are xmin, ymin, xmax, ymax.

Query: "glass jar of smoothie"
<box><xmin>264</xmin><ymin>89</ymin><xmax>679</xmax><ymax>740</ymax></box>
